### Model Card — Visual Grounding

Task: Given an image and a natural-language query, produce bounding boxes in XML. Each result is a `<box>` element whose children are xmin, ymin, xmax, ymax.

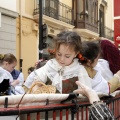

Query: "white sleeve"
<box><xmin>17</xmin><ymin>73</ymin><xmax>24</xmax><ymax>86</ymax></box>
<box><xmin>35</xmin><ymin>65</ymin><xmax>47</xmax><ymax>83</ymax></box>
<box><xmin>24</xmin><ymin>71</ymin><xmax>36</xmax><ymax>88</ymax></box>
<box><xmin>24</xmin><ymin>66</ymin><xmax>47</xmax><ymax>88</ymax></box>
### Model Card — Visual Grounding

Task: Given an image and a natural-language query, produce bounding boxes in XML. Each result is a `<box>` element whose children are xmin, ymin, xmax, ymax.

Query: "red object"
<box><xmin>114</xmin><ymin>0</ymin><xmax>120</xmax><ymax>46</ymax></box>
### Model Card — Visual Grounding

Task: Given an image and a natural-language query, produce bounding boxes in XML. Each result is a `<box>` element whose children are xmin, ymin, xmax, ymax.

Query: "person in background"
<box><xmin>11</xmin><ymin>69</ymin><xmax>24</xmax><ymax>86</ymax></box>
<box><xmin>74</xmin><ymin>81</ymin><xmax>115</xmax><ymax>120</ymax></box>
<box><xmin>34</xmin><ymin>59</ymin><xmax>47</xmax><ymax>69</ymax></box>
<box><xmin>0</xmin><ymin>53</ymin><xmax>25</xmax><ymax>94</ymax></box>
<box><xmin>28</xmin><ymin>67</ymin><xmax>34</xmax><ymax>75</ymax></box>
<box><xmin>100</xmin><ymin>40</ymin><xmax>120</xmax><ymax>74</ymax></box>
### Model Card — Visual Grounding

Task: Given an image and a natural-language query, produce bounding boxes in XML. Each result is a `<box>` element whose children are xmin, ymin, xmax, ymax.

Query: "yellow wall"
<box><xmin>16</xmin><ymin>17</ymin><xmax>38</xmax><ymax>79</ymax></box>
<box><xmin>16</xmin><ymin>0</ymin><xmax>38</xmax><ymax>80</ymax></box>
<box><xmin>98</xmin><ymin>0</ymin><xmax>113</xmax><ymax>30</ymax></box>
<box><xmin>25</xmin><ymin>0</ymin><xmax>34</xmax><ymax>16</ymax></box>
<box><xmin>62</xmin><ymin>0</ymin><xmax>72</xmax><ymax>7</ymax></box>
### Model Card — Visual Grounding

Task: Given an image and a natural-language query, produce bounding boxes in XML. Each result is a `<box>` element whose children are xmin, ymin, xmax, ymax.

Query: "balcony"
<box><xmin>99</xmin><ymin>25</ymin><xmax>114</xmax><ymax>41</ymax></box>
<box><xmin>73</xmin><ymin>0</ymin><xmax>99</xmax><ymax>39</ymax></box>
<box><xmin>33</xmin><ymin>0</ymin><xmax>74</xmax><ymax>31</ymax></box>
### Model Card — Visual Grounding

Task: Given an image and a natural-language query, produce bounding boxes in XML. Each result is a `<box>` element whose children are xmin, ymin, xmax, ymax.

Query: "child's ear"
<box><xmin>86</xmin><ymin>59</ymin><xmax>92</xmax><ymax>67</ymax></box>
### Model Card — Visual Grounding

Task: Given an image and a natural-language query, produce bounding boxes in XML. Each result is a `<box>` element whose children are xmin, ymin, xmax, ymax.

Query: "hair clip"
<box><xmin>48</xmin><ymin>48</ymin><xmax>56</xmax><ymax>54</ymax></box>
<box><xmin>78</xmin><ymin>54</ymin><xmax>84</xmax><ymax>60</ymax></box>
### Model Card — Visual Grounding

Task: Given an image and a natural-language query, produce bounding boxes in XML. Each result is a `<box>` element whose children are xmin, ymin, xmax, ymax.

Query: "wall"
<box><xmin>114</xmin><ymin>0</ymin><xmax>120</xmax><ymax>45</ymax></box>
<box><xmin>16</xmin><ymin>0</ymin><xmax>38</xmax><ymax>79</ymax></box>
<box><xmin>104</xmin><ymin>0</ymin><xmax>113</xmax><ymax>30</ymax></box>
<box><xmin>0</xmin><ymin>0</ymin><xmax>16</xmax><ymax>12</ymax></box>
<box><xmin>114</xmin><ymin>0</ymin><xmax>120</xmax><ymax>17</ymax></box>
<box><xmin>0</xmin><ymin>8</ymin><xmax>18</xmax><ymax>55</ymax></box>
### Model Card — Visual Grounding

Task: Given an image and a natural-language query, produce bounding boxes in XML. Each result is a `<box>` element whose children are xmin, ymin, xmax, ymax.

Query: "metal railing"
<box><xmin>99</xmin><ymin>25</ymin><xmax>114</xmax><ymax>41</ymax></box>
<box><xmin>33</xmin><ymin>0</ymin><xmax>74</xmax><ymax>25</ymax></box>
<box><xmin>0</xmin><ymin>94</ymin><xmax>120</xmax><ymax>120</ymax></box>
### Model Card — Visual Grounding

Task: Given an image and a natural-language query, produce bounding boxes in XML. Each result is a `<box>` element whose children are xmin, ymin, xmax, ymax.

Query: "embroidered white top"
<box><xmin>24</xmin><ymin>58</ymin><xmax>92</xmax><ymax>93</ymax></box>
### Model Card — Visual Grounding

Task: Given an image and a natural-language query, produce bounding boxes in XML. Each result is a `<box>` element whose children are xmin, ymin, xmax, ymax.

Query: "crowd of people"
<box><xmin>0</xmin><ymin>31</ymin><xmax>120</xmax><ymax>119</ymax></box>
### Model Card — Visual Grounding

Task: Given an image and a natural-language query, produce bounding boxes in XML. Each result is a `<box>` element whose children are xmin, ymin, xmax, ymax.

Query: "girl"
<box><xmin>23</xmin><ymin>31</ymin><xmax>92</xmax><ymax>93</ymax></box>
<box><xmin>0</xmin><ymin>53</ymin><xmax>24</xmax><ymax>94</ymax></box>
<box><xmin>80</xmin><ymin>41</ymin><xmax>120</xmax><ymax>93</ymax></box>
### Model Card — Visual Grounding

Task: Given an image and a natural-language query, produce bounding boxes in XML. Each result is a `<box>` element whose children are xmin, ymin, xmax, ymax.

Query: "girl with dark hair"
<box><xmin>79</xmin><ymin>41</ymin><xmax>120</xmax><ymax>94</ymax></box>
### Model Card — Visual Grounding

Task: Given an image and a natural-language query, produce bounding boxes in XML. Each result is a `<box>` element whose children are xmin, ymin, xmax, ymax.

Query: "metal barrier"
<box><xmin>0</xmin><ymin>94</ymin><xmax>120</xmax><ymax>120</ymax></box>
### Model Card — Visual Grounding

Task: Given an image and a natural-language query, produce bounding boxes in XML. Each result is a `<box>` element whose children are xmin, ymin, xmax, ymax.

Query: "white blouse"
<box><xmin>94</xmin><ymin>59</ymin><xmax>113</xmax><ymax>81</ymax></box>
<box><xmin>24</xmin><ymin>58</ymin><xmax>92</xmax><ymax>93</ymax></box>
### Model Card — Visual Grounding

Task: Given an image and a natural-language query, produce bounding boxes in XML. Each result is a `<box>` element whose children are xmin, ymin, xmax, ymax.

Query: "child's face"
<box><xmin>56</xmin><ymin>44</ymin><xmax>77</xmax><ymax>66</ymax></box>
<box><xmin>89</xmin><ymin>54</ymin><xmax>100</xmax><ymax>68</ymax></box>
<box><xmin>4</xmin><ymin>61</ymin><xmax>17</xmax><ymax>73</ymax></box>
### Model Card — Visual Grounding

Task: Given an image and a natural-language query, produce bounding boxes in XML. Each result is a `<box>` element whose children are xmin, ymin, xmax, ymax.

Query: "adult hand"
<box><xmin>73</xmin><ymin>81</ymin><xmax>100</xmax><ymax>104</ymax></box>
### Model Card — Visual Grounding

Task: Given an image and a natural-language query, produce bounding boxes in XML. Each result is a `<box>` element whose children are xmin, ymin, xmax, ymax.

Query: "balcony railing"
<box><xmin>33</xmin><ymin>0</ymin><xmax>74</xmax><ymax>25</ymax></box>
<box><xmin>99</xmin><ymin>25</ymin><xmax>114</xmax><ymax>41</ymax></box>
<box><xmin>75</xmin><ymin>13</ymin><xmax>98</xmax><ymax>33</ymax></box>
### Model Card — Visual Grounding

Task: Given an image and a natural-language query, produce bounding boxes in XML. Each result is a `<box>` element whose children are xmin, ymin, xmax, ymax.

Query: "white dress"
<box><xmin>90</xmin><ymin>69</ymin><xmax>109</xmax><ymax>94</ymax></box>
<box><xmin>94</xmin><ymin>59</ymin><xmax>113</xmax><ymax>81</ymax></box>
<box><xmin>24</xmin><ymin>58</ymin><xmax>92</xmax><ymax>93</ymax></box>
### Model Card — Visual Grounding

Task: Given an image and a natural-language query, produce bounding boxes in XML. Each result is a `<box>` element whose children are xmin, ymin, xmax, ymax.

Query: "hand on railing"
<box><xmin>73</xmin><ymin>81</ymin><xmax>100</xmax><ymax>104</ymax></box>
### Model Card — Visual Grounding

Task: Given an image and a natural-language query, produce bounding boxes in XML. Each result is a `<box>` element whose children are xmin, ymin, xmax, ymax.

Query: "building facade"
<box><xmin>0</xmin><ymin>0</ymin><xmax>114</xmax><ymax>79</ymax></box>
<box><xmin>114</xmin><ymin>0</ymin><xmax>120</xmax><ymax>47</ymax></box>
<box><xmin>0</xmin><ymin>0</ymin><xmax>18</xmax><ymax>55</ymax></box>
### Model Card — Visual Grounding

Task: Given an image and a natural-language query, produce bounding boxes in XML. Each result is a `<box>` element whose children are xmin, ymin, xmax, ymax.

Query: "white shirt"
<box><xmin>94</xmin><ymin>59</ymin><xmax>113</xmax><ymax>81</ymax></box>
<box><xmin>0</xmin><ymin>67</ymin><xmax>13</xmax><ymax>83</ymax></box>
<box><xmin>91</xmin><ymin>69</ymin><xmax>109</xmax><ymax>94</ymax></box>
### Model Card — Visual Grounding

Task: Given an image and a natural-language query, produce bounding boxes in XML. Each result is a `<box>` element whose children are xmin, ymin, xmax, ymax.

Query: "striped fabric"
<box><xmin>89</xmin><ymin>102</ymin><xmax>115</xmax><ymax>120</ymax></box>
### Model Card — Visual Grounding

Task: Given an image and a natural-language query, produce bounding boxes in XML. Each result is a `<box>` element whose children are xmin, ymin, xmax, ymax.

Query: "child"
<box><xmin>0</xmin><ymin>53</ymin><xmax>25</xmax><ymax>94</ymax></box>
<box><xmin>80</xmin><ymin>41</ymin><xmax>120</xmax><ymax>93</ymax></box>
<box><xmin>23</xmin><ymin>31</ymin><xmax>92</xmax><ymax>93</ymax></box>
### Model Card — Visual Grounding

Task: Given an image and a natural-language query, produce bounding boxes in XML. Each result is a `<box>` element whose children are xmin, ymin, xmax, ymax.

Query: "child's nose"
<box><xmin>60</xmin><ymin>56</ymin><xmax>65</xmax><ymax>61</ymax></box>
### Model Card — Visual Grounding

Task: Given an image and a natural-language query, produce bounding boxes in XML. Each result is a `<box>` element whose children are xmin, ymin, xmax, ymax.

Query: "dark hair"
<box><xmin>28</xmin><ymin>67</ymin><xmax>34</xmax><ymax>72</ymax></box>
<box><xmin>0</xmin><ymin>53</ymin><xmax>17</xmax><ymax>65</ymax></box>
<box><xmin>80</xmin><ymin>41</ymin><xmax>101</xmax><ymax>64</ymax></box>
<box><xmin>54</xmin><ymin>31</ymin><xmax>82</xmax><ymax>54</ymax></box>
